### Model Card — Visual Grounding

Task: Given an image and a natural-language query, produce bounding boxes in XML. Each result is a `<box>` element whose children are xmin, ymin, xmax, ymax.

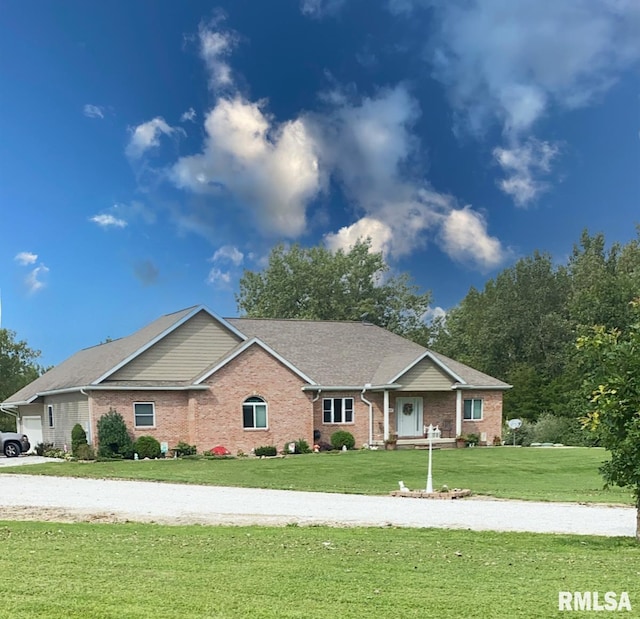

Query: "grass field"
<box><xmin>1</xmin><ymin>521</ymin><xmax>638</xmax><ymax>618</ymax></box>
<box><xmin>4</xmin><ymin>447</ymin><xmax>632</xmax><ymax>504</ymax></box>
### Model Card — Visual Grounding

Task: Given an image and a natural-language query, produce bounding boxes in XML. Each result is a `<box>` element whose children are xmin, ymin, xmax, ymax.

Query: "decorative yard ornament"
<box><xmin>425</xmin><ymin>424</ymin><xmax>440</xmax><ymax>493</ymax></box>
<box><xmin>507</xmin><ymin>418</ymin><xmax>522</xmax><ymax>446</ymax></box>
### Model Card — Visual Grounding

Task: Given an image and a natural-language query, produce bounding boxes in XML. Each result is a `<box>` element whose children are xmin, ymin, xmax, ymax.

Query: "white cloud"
<box><xmin>428</xmin><ymin>0</ymin><xmax>640</xmax><ymax>206</ymax></box>
<box><xmin>315</xmin><ymin>86</ymin><xmax>507</xmax><ymax>267</ymax></box>
<box><xmin>424</xmin><ymin>305</ymin><xmax>446</xmax><ymax>323</ymax></box>
<box><xmin>126</xmin><ymin>117</ymin><xmax>182</xmax><ymax>159</ymax></box>
<box><xmin>180</xmin><ymin>107</ymin><xmax>196</xmax><ymax>123</ymax></box>
<box><xmin>14</xmin><ymin>251</ymin><xmax>38</xmax><ymax>266</ymax></box>
<box><xmin>493</xmin><ymin>139</ymin><xmax>559</xmax><ymax>207</ymax></box>
<box><xmin>300</xmin><ymin>0</ymin><xmax>346</xmax><ymax>18</ymax></box>
<box><xmin>430</xmin><ymin>0</ymin><xmax>640</xmax><ymax>137</ymax></box>
<box><xmin>171</xmin><ymin>96</ymin><xmax>321</xmax><ymax>237</ymax></box>
<box><xmin>439</xmin><ymin>207</ymin><xmax>507</xmax><ymax>270</ymax></box>
<box><xmin>25</xmin><ymin>264</ymin><xmax>49</xmax><ymax>294</ymax></box>
<box><xmin>199</xmin><ymin>19</ymin><xmax>237</xmax><ymax>91</ymax></box>
<box><xmin>83</xmin><ymin>104</ymin><xmax>105</xmax><ymax>119</ymax></box>
<box><xmin>206</xmin><ymin>267</ymin><xmax>232</xmax><ymax>286</ymax></box>
<box><xmin>325</xmin><ymin>217</ymin><xmax>394</xmax><ymax>255</ymax></box>
<box><xmin>211</xmin><ymin>245</ymin><xmax>244</xmax><ymax>266</ymax></box>
<box><xmin>90</xmin><ymin>213</ymin><xmax>128</xmax><ymax>228</ymax></box>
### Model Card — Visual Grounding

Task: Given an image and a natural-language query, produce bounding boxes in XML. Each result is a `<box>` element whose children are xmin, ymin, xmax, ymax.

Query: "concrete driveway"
<box><xmin>0</xmin><ymin>473</ymin><xmax>634</xmax><ymax>537</ymax></box>
<box><xmin>0</xmin><ymin>455</ymin><xmax>64</xmax><ymax>467</ymax></box>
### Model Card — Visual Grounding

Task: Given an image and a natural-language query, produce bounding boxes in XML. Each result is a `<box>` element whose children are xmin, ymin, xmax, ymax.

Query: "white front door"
<box><xmin>20</xmin><ymin>416</ymin><xmax>43</xmax><ymax>453</ymax></box>
<box><xmin>396</xmin><ymin>397</ymin><xmax>423</xmax><ymax>437</ymax></box>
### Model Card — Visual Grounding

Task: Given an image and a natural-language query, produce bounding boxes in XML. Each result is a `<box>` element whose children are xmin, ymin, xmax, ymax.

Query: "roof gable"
<box><xmin>3</xmin><ymin>306</ymin><xmax>246</xmax><ymax>404</ymax></box>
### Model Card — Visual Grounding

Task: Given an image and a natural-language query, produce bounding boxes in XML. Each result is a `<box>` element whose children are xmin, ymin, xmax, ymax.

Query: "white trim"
<box><xmin>194</xmin><ymin>338</ymin><xmax>316</xmax><ymax>385</ymax></box>
<box><xmin>462</xmin><ymin>397</ymin><xmax>483</xmax><ymax>421</ymax></box>
<box><xmin>242</xmin><ymin>396</ymin><xmax>268</xmax><ymax>430</ymax></box>
<box><xmin>93</xmin><ymin>306</ymin><xmax>247</xmax><ymax>385</ymax></box>
<box><xmin>10</xmin><ymin>385</ymin><xmax>209</xmax><ymax>402</ymax></box>
<box><xmin>389</xmin><ymin>351</ymin><xmax>466</xmax><ymax>385</ymax></box>
<box><xmin>133</xmin><ymin>401</ymin><xmax>156</xmax><ymax>429</ymax></box>
<box><xmin>455</xmin><ymin>390</ymin><xmax>462</xmax><ymax>436</ymax></box>
<box><xmin>383</xmin><ymin>389</ymin><xmax>390</xmax><ymax>441</ymax></box>
<box><xmin>321</xmin><ymin>397</ymin><xmax>355</xmax><ymax>425</ymax></box>
<box><xmin>453</xmin><ymin>384</ymin><xmax>512</xmax><ymax>391</ymax></box>
<box><xmin>302</xmin><ymin>384</ymin><xmax>399</xmax><ymax>392</ymax></box>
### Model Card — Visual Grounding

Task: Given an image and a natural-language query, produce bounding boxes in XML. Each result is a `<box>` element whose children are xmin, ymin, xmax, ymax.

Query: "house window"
<box><xmin>463</xmin><ymin>398</ymin><xmax>483</xmax><ymax>421</ymax></box>
<box><xmin>134</xmin><ymin>402</ymin><xmax>155</xmax><ymax>427</ymax></box>
<box><xmin>323</xmin><ymin>398</ymin><xmax>354</xmax><ymax>424</ymax></box>
<box><xmin>47</xmin><ymin>405</ymin><xmax>54</xmax><ymax>428</ymax></box>
<box><xmin>243</xmin><ymin>397</ymin><xmax>267</xmax><ymax>429</ymax></box>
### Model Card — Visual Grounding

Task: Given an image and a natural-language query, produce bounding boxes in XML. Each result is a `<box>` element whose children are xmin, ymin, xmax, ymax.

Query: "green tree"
<box><xmin>236</xmin><ymin>240</ymin><xmax>433</xmax><ymax>344</ymax></box>
<box><xmin>577</xmin><ymin>299</ymin><xmax>640</xmax><ymax>540</ymax></box>
<box><xmin>433</xmin><ymin>252</ymin><xmax>572</xmax><ymax>419</ymax></box>
<box><xmin>0</xmin><ymin>329</ymin><xmax>43</xmax><ymax>431</ymax></box>
<box><xmin>96</xmin><ymin>409</ymin><xmax>133</xmax><ymax>459</ymax></box>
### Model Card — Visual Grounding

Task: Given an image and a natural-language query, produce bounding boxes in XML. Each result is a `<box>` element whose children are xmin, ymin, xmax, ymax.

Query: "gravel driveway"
<box><xmin>0</xmin><ymin>474</ymin><xmax>634</xmax><ymax>536</ymax></box>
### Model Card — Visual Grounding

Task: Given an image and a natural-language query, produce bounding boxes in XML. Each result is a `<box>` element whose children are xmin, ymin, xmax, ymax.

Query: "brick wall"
<box><xmin>90</xmin><ymin>390</ymin><xmax>190</xmax><ymax>451</ymax></box>
<box><xmin>461</xmin><ymin>390</ymin><xmax>503</xmax><ymax>444</ymax></box>
<box><xmin>195</xmin><ymin>345</ymin><xmax>314</xmax><ymax>454</ymax></box>
<box><xmin>313</xmin><ymin>390</ymin><xmax>379</xmax><ymax>447</ymax></box>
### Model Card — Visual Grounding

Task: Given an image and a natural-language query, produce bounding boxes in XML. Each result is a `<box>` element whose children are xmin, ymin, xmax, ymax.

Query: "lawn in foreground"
<box><xmin>2</xmin><ymin>522</ymin><xmax>638</xmax><ymax>618</ymax></box>
<box><xmin>6</xmin><ymin>447</ymin><xmax>632</xmax><ymax>504</ymax></box>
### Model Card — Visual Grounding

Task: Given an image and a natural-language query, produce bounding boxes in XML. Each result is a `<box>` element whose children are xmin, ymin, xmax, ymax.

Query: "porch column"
<box><xmin>383</xmin><ymin>390</ymin><xmax>390</xmax><ymax>441</ymax></box>
<box><xmin>455</xmin><ymin>390</ymin><xmax>462</xmax><ymax>436</ymax></box>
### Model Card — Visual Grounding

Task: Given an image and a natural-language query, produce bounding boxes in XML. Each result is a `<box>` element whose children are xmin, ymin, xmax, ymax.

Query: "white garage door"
<box><xmin>21</xmin><ymin>416</ymin><xmax>43</xmax><ymax>453</ymax></box>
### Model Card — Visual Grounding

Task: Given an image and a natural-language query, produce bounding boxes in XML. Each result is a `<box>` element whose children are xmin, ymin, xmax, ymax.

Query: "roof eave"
<box><xmin>302</xmin><ymin>384</ymin><xmax>401</xmax><ymax>392</ymax></box>
<box><xmin>453</xmin><ymin>384</ymin><xmax>512</xmax><ymax>390</ymax></box>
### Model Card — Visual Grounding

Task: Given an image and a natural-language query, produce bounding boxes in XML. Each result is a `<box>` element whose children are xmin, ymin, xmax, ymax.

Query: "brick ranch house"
<box><xmin>2</xmin><ymin>306</ymin><xmax>510</xmax><ymax>454</ymax></box>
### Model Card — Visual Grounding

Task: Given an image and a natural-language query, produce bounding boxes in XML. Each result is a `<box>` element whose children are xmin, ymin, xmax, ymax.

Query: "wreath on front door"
<box><xmin>402</xmin><ymin>403</ymin><xmax>414</xmax><ymax>416</ymax></box>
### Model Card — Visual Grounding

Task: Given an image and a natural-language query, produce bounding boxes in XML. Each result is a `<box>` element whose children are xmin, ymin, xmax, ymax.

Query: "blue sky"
<box><xmin>1</xmin><ymin>0</ymin><xmax>639</xmax><ymax>367</ymax></box>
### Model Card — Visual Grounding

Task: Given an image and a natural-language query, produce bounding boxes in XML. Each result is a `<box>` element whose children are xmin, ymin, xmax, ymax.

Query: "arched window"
<box><xmin>243</xmin><ymin>396</ymin><xmax>267</xmax><ymax>429</ymax></box>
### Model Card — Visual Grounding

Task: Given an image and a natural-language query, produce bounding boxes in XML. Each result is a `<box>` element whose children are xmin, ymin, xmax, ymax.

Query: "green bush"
<box><xmin>531</xmin><ymin>413</ymin><xmax>597</xmax><ymax>446</ymax></box>
<box><xmin>172</xmin><ymin>441</ymin><xmax>197</xmax><ymax>457</ymax></box>
<box><xmin>71</xmin><ymin>423</ymin><xmax>88</xmax><ymax>456</ymax></box>
<box><xmin>74</xmin><ymin>443</ymin><xmax>96</xmax><ymax>460</ymax></box>
<box><xmin>97</xmin><ymin>408</ymin><xmax>133</xmax><ymax>459</ymax></box>
<box><xmin>254</xmin><ymin>445</ymin><xmax>277</xmax><ymax>457</ymax></box>
<box><xmin>0</xmin><ymin>412</ymin><xmax>17</xmax><ymax>432</ymax></box>
<box><xmin>133</xmin><ymin>435</ymin><xmax>161</xmax><ymax>459</ymax></box>
<box><xmin>35</xmin><ymin>442</ymin><xmax>53</xmax><ymax>456</ymax></box>
<box><xmin>465</xmin><ymin>433</ymin><xmax>480</xmax><ymax>446</ymax></box>
<box><xmin>284</xmin><ymin>439</ymin><xmax>311</xmax><ymax>454</ymax></box>
<box><xmin>330</xmin><ymin>430</ymin><xmax>355</xmax><ymax>450</ymax></box>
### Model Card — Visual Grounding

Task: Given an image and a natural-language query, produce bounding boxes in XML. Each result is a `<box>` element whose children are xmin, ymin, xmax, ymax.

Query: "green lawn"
<box><xmin>1</xmin><ymin>522</ymin><xmax>638</xmax><ymax>618</ymax></box>
<box><xmin>5</xmin><ymin>447</ymin><xmax>633</xmax><ymax>504</ymax></box>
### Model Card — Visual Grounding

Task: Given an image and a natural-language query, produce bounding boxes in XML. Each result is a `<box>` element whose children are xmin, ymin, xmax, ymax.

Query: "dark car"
<box><xmin>0</xmin><ymin>432</ymin><xmax>30</xmax><ymax>457</ymax></box>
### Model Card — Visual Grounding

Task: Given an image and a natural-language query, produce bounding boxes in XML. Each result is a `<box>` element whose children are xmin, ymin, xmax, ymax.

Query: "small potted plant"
<box><xmin>385</xmin><ymin>433</ymin><xmax>398</xmax><ymax>451</ymax></box>
<box><xmin>455</xmin><ymin>435</ymin><xmax>467</xmax><ymax>448</ymax></box>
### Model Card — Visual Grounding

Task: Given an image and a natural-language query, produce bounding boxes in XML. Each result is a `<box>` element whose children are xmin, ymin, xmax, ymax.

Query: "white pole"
<box><xmin>426</xmin><ymin>423</ymin><xmax>433</xmax><ymax>493</ymax></box>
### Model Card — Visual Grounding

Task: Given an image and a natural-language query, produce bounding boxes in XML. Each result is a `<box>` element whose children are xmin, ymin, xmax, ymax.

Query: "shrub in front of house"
<box><xmin>172</xmin><ymin>441</ymin><xmax>197</xmax><ymax>457</ymax></box>
<box><xmin>97</xmin><ymin>408</ymin><xmax>134</xmax><ymax>459</ymax></box>
<box><xmin>74</xmin><ymin>443</ymin><xmax>96</xmax><ymax>460</ymax></box>
<box><xmin>71</xmin><ymin>423</ymin><xmax>88</xmax><ymax>456</ymax></box>
<box><xmin>35</xmin><ymin>442</ymin><xmax>54</xmax><ymax>456</ymax></box>
<box><xmin>330</xmin><ymin>430</ymin><xmax>355</xmax><ymax>450</ymax></box>
<box><xmin>254</xmin><ymin>445</ymin><xmax>277</xmax><ymax>457</ymax></box>
<box><xmin>133</xmin><ymin>435</ymin><xmax>161</xmax><ymax>459</ymax></box>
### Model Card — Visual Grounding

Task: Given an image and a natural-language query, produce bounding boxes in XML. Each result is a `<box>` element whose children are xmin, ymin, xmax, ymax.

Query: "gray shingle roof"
<box><xmin>3</xmin><ymin>307</ymin><xmax>197</xmax><ymax>404</ymax></box>
<box><xmin>3</xmin><ymin>306</ymin><xmax>509</xmax><ymax>405</ymax></box>
<box><xmin>226</xmin><ymin>318</ymin><xmax>510</xmax><ymax>388</ymax></box>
